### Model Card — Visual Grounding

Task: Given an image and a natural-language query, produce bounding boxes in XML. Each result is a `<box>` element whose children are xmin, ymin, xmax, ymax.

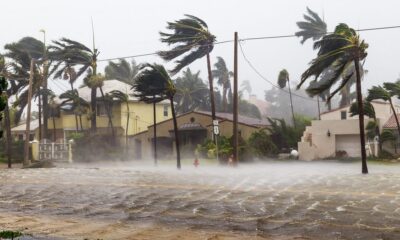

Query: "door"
<box><xmin>335</xmin><ymin>134</ymin><xmax>361</xmax><ymax>157</ymax></box>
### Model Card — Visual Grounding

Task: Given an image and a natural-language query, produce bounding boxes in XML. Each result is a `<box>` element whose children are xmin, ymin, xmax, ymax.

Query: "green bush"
<box><xmin>247</xmin><ymin>129</ymin><xmax>278</xmax><ymax>157</ymax></box>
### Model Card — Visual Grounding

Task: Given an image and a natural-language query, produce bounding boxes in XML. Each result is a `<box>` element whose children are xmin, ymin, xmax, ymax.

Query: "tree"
<box><xmin>110</xmin><ymin>90</ymin><xmax>130</xmax><ymax>152</ymax></box>
<box><xmin>174</xmin><ymin>68</ymin><xmax>209</xmax><ymax>114</ymax></box>
<box><xmin>105</xmin><ymin>59</ymin><xmax>139</xmax><ymax>85</ymax></box>
<box><xmin>240</xmin><ymin>80</ymin><xmax>252</xmax><ymax>98</ymax></box>
<box><xmin>212</xmin><ymin>57</ymin><xmax>232</xmax><ymax>112</ymax></box>
<box><xmin>381</xmin><ymin>129</ymin><xmax>397</xmax><ymax>154</ymax></box>
<box><xmin>158</xmin><ymin>14</ymin><xmax>217</xmax><ymax>122</ymax></box>
<box><xmin>48</xmin><ymin>93</ymin><xmax>59</xmax><ymax>142</ymax></box>
<box><xmin>51</xmin><ymin>38</ymin><xmax>99</xmax><ymax>132</ymax></box>
<box><xmin>295</xmin><ymin>7</ymin><xmax>327</xmax><ymax>44</ymax></box>
<box><xmin>297</xmin><ymin>23</ymin><xmax>369</xmax><ymax>174</ymax></box>
<box><xmin>133</xmin><ymin>63</ymin><xmax>181</xmax><ymax>169</ymax></box>
<box><xmin>247</xmin><ymin>129</ymin><xmax>278</xmax><ymax>157</ymax></box>
<box><xmin>349</xmin><ymin>101</ymin><xmax>381</xmax><ymax>151</ymax></box>
<box><xmin>59</xmin><ymin>89</ymin><xmax>89</xmax><ymax>131</ymax></box>
<box><xmin>277</xmin><ymin>69</ymin><xmax>296</xmax><ymax>127</ymax></box>
<box><xmin>366</xmin><ymin>84</ymin><xmax>400</xmax><ymax>138</ymax></box>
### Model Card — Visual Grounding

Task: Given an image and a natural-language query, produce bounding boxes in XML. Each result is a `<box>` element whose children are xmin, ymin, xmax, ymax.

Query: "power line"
<box><xmin>238</xmin><ymin>40</ymin><xmax>322</xmax><ymax>103</ymax></box>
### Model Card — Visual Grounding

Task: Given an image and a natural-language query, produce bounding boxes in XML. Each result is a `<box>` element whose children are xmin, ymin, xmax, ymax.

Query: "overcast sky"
<box><xmin>2</xmin><ymin>0</ymin><xmax>400</xmax><ymax>102</ymax></box>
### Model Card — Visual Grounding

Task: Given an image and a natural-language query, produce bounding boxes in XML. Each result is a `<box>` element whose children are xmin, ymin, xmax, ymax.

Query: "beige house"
<box><xmin>298</xmin><ymin>101</ymin><xmax>399</xmax><ymax>160</ymax></box>
<box><xmin>131</xmin><ymin>111</ymin><xmax>270</xmax><ymax>160</ymax></box>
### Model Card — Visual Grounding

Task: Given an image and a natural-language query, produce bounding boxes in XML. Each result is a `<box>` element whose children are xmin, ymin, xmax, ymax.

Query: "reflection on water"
<box><xmin>1</xmin><ymin>161</ymin><xmax>400</xmax><ymax>239</ymax></box>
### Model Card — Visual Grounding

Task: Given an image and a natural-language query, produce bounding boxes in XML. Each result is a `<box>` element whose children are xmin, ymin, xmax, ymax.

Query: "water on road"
<box><xmin>0</xmin><ymin>161</ymin><xmax>400</xmax><ymax>239</ymax></box>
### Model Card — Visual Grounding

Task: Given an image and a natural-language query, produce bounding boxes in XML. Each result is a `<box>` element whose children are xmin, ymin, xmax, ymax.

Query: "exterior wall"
<box><xmin>132</xmin><ymin>112</ymin><xmax>263</xmax><ymax>160</ymax></box>
<box><xmin>298</xmin><ymin>119</ymin><xmax>369</xmax><ymax>160</ymax></box>
<box><xmin>48</xmin><ymin>100</ymin><xmax>172</xmax><ymax>137</ymax></box>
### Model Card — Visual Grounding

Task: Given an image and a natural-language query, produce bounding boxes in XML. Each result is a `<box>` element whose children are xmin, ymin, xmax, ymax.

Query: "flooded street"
<box><xmin>0</xmin><ymin>161</ymin><xmax>400</xmax><ymax>239</ymax></box>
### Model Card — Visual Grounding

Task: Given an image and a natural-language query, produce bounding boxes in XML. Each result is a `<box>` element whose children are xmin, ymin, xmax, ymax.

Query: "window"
<box><xmin>163</xmin><ymin>105</ymin><xmax>169</xmax><ymax>117</ymax></box>
<box><xmin>340</xmin><ymin>111</ymin><xmax>347</xmax><ymax>120</ymax></box>
<box><xmin>29</xmin><ymin>134</ymin><xmax>35</xmax><ymax>141</ymax></box>
<box><xmin>97</xmin><ymin>102</ymin><xmax>112</xmax><ymax>116</ymax></box>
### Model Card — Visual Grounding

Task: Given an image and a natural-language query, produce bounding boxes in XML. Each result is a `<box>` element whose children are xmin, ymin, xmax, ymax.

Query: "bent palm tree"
<box><xmin>110</xmin><ymin>90</ymin><xmax>130</xmax><ymax>152</ymax></box>
<box><xmin>297</xmin><ymin>23</ymin><xmax>369</xmax><ymax>174</ymax></box>
<box><xmin>134</xmin><ymin>63</ymin><xmax>181</xmax><ymax>169</ymax></box>
<box><xmin>105</xmin><ymin>59</ymin><xmax>139</xmax><ymax>85</ymax></box>
<box><xmin>158</xmin><ymin>14</ymin><xmax>217</xmax><ymax>121</ymax></box>
<box><xmin>295</xmin><ymin>7</ymin><xmax>327</xmax><ymax>44</ymax></box>
<box><xmin>367</xmin><ymin>85</ymin><xmax>400</xmax><ymax>138</ymax></box>
<box><xmin>59</xmin><ymin>89</ymin><xmax>89</xmax><ymax>131</ymax></box>
<box><xmin>212</xmin><ymin>57</ymin><xmax>232</xmax><ymax>112</ymax></box>
<box><xmin>51</xmin><ymin>38</ymin><xmax>99</xmax><ymax>132</ymax></box>
<box><xmin>278</xmin><ymin>69</ymin><xmax>296</xmax><ymax>128</ymax></box>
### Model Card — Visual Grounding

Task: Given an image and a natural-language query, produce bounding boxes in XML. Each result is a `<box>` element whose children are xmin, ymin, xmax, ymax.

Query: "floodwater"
<box><xmin>0</xmin><ymin>161</ymin><xmax>400</xmax><ymax>240</ymax></box>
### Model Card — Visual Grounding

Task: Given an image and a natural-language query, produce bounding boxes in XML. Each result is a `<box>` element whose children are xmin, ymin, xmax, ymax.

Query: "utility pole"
<box><xmin>233</xmin><ymin>32</ymin><xmax>239</xmax><ymax>165</ymax></box>
<box><xmin>24</xmin><ymin>59</ymin><xmax>35</xmax><ymax>166</ymax></box>
<box><xmin>317</xmin><ymin>96</ymin><xmax>321</xmax><ymax>120</ymax></box>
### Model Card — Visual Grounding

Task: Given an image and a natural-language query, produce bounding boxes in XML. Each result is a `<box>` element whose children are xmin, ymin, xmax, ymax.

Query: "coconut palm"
<box><xmin>133</xmin><ymin>63</ymin><xmax>181</xmax><ymax>169</ymax></box>
<box><xmin>105</xmin><ymin>59</ymin><xmax>139</xmax><ymax>85</ymax></box>
<box><xmin>366</xmin><ymin>85</ymin><xmax>400</xmax><ymax>138</ymax></box>
<box><xmin>50</xmin><ymin>38</ymin><xmax>99</xmax><ymax>131</ymax></box>
<box><xmin>48</xmin><ymin>92</ymin><xmax>59</xmax><ymax>142</ymax></box>
<box><xmin>278</xmin><ymin>69</ymin><xmax>296</xmax><ymax>128</ymax></box>
<box><xmin>110</xmin><ymin>90</ymin><xmax>130</xmax><ymax>151</ymax></box>
<box><xmin>297</xmin><ymin>23</ymin><xmax>369</xmax><ymax>174</ymax></box>
<box><xmin>174</xmin><ymin>68</ymin><xmax>209</xmax><ymax>114</ymax></box>
<box><xmin>158</xmin><ymin>14</ymin><xmax>217</xmax><ymax>121</ymax></box>
<box><xmin>295</xmin><ymin>7</ymin><xmax>327</xmax><ymax>44</ymax></box>
<box><xmin>212</xmin><ymin>57</ymin><xmax>232</xmax><ymax>112</ymax></box>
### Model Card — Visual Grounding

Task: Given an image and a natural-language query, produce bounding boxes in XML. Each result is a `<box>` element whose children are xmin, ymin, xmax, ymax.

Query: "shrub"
<box><xmin>247</xmin><ymin>129</ymin><xmax>278</xmax><ymax>157</ymax></box>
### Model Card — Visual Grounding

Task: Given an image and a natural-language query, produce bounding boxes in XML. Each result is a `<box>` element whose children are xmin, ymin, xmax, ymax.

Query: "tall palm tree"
<box><xmin>133</xmin><ymin>63</ymin><xmax>181</xmax><ymax>169</ymax></box>
<box><xmin>110</xmin><ymin>90</ymin><xmax>130</xmax><ymax>151</ymax></box>
<box><xmin>50</xmin><ymin>38</ymin><xmax>99</xmax><ymax>132</ymax></box>
<box><xmin>105</xmin><ymin>59</ymin><xmax>139</xmax><ymax>85</ymax></box>
<box><xmin>278</xmin><ymin>69</ymin><xmax>296</xmax><ymax>128</ymax></box>
<box><xmin>297</xmin><ymin>23</ymin><xmax>369</xmax><ymax>174</ymax></box>
<box><xmin>158</xmin><ymin>15</ymin><xmax>217</xmax><ymax>121</ymax></box>
<box><xmin>174</xmin><ymin>68</ymin><xmax>209</xmax><ymax>114</ymax></box>
<box><xmin>366</xmin><ymin>84</ymin><xmax>400</xmax><ymax>137</ymax></box>
<box><xmin>212</xmin><ymin>57</ymin><xmax>232</xmax><ymax>112</ymax></box>
<box><xmin>48</xmin><ymin>92</ymin><xmax>59</xmax><ymax>142</ymax></box>
<box><xmin>295</xmin><ymin>7</ymin><xmax>327</xmax><ymax>44</ymax></box>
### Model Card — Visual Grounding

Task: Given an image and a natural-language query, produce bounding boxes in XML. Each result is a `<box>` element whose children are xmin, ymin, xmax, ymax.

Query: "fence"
<box><xmin>39</xmin><ymin>139</ymin><xmax>69</xmax><ymax>161</ymax></box>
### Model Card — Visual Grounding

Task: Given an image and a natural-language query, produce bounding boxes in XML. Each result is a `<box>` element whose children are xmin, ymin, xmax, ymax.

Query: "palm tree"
<box><xmin>110</xmin><ymin>90</ymin><xmax>130</xmax><ymax>152</ymax></box>
<box><xmin>212</xmin><ymin>57</ymin><xmax>232</xmax><ymax>112</ymax></box>
<box><xmin>105</xmin><ymin>59</ymin><xmax>139</xmax><ymax>85</ymax></box>
<box><xmin>50</xmin><ymin>38</ymin><xmax>99</xmax><ymax>132</ymax></box>
<box><xmin>174</xmin><ymin>68</ymin><xmax>209</xmax><ymax>114</ymax></box>
<box><xmin>381</xmin><ymin>129</ymin><xmax>397</xmax><ymax>153</ymax></box>
<box><xmin>158</xmin><ymin>14</ymin><xmax>217</xmax><ymax>121</ymax></box>
<box><xmin>48</xmin><ymin>93</ymin><xmax>59</xmax><ymax>142</ymax></box>
<box><xmin>133</xmin><ymin>63</ymin><xmax>181</xmax><ymax>169</ymax></box>
<box><xmin>366</xmin><ymin>85</ymin><xmax>400</xmax><ymax>137</ymax></box>
<box><xmin>297</xmin><ymin>23</ymin><xmax>369</xmax><ymax>174</ymax></box>
<box><xmin>240</xmin><ymin>80</ymin><xmax>252</xmax><ymax>98</ymax></box>
<box><xmin>59</xmin><ymin>89</ymin><xmax>89</xmax><ymax>131</ymax></box>
<box><xmin>278</xmin><ymin>69</ymin><xmax>296</xmax><ymax>128</ymax></box>
<box><xmin>349</xmin><ymin>101</ymin><xmax>381</xmax><ymax>151</ymax></box>
<box><xmin>295</xmin><ymin>7</ymin><xmax>327</xmax><ymax>44</ymax></box>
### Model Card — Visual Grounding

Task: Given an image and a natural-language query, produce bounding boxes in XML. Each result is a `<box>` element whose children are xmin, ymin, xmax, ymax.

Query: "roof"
<box><xmin>76</xmin><ymin>79</ymin><xmax>138</xmax><ymax>102</ymax></box>
<box><xmin>178</xmin><ymin>122</ymin><xmax>205</xmax><ymax>131</ymax></box>
<box><xmin>11</xmin><ymin>119</ymin><xmax>39</xmax><ymax>132</ymax></box>
<box><xmin>248</xmin><ymin>95</ymin><xmax>270</xmax><ymax>116</ymax></box>
<box><xmin>195</xmin><ymin>111</ymin><xmax>270</xmax><ymax>127</ymax></box>
<box><xmin>383</xmin><ymin>113</ymin><xmax>400</xmax><ymax>129</ymax></box>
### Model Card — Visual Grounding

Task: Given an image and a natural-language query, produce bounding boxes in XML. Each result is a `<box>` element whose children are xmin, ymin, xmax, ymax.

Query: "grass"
<box><xmin>0</xmin><ymin>230</ymin><xmax>23</xmax><ymax>239</ymax></box>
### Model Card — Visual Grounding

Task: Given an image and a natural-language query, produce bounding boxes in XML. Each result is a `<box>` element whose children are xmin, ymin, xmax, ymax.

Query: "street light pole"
<box><xmin>24</xmin><ymin>59</ymin><xmax>35</xmax><ymax>166</ymax></box>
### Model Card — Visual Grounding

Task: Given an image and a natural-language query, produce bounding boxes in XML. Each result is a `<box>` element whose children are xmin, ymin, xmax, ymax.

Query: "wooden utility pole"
<box><xmin>24</xmin><ymin>59</ymin><xmax>35</xmax><ymax>166</ymax></box>
<box><xmin>233</xmin><ymin>32</ymin><xmax>239</xmax><ymax>165</ymax></box>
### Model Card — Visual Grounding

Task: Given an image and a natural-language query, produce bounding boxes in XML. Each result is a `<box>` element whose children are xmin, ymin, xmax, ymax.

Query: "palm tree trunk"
<box><xmin>38</xmin><ymin>91</ymin><xmax>42</xmax><ymax>140</ymax></box>
<box><xmin>52</xmin><ymin>116</ymin><xmax>56</xmax><ymax>142</ymax></box>
<box><xmin>90</xmin><ymin>87</ymin><xmax>97</xmax><ymax>132</ymax></box>
<box><xmin>354</xmin><ymin>59</ymin><xmax>368</xmax><ymax>174</ymax></box>
<box><xmin>206</xmin><ymin>52</ymin><xmax>216</xmax><ymax>122</ymax></box>
<box><xmin>79</xmin><ymin>115</ymin><xmax>83</xmax><ymax>131</ymax></box>
<box><xmin>126</xmin><ymin>103</ymin><xmax>130</xmax><ymax>159</ymax></box>
<box><xmin>99</xmin><ymin>87</ymin><xmax>115</xmax><ymax>140</ymax></box>
<box><xmin>287</xmin><ymin>79</ymin><xmax>296</xmax><ymax>128</ymax></box>
<box><xmin>170</xmin><ymin>97</ymin><xmax>181</xmax><ymax>169</ymax></box>
<box><xmin>153</xmin><ymin>100</ymin><xmax>157</xmax><ymax>166</ymax></box>
<box><xmin>388</xmin><ymin>98</ymin><xmax>400</xmax><ymax>137</ymax></box>
<box><xmin>317</xmin><ymin>96</ymin><xmax>321</xmax><ymax>120</ymax></box>
<box><xmin>222</xmin><ymin>86</ymin><xmax>228</xmax><ymax>112</ymax></box>
<box><xmin>4</xmin><ymin>101</ymin><xmax>12</xmax><ymax>168</ymax></box>
<box><xmin>74</xmin><ymin>113</ymin><xmax>79</xmax><ymax>132</ymax></box>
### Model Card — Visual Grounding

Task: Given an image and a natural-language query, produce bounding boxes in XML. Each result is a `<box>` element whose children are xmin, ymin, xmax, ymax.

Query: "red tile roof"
<box><xmin>383</xmin><ymin>113</ymin><xmax>400</xmax><ymax>129</ymax></box>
